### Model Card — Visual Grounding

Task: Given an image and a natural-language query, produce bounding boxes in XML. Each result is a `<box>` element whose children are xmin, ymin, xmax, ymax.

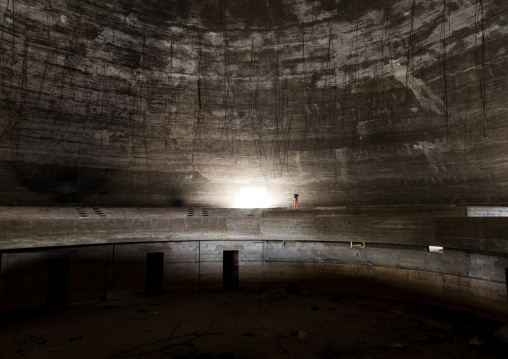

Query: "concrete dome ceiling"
<box><xmin>1</xmin><ymin>0</ymin><xmax>507</xmax><ymax>207</ymax></box>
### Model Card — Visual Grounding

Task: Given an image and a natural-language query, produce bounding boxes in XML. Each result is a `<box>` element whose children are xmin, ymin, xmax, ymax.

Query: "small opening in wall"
<box><xmin>351</xmin><ymin>242</ymin><xmax>365</xmax><ymax>249</ymax></box>
<box><xmin>47</xmin><ymin>258</ymin><xmax>69</xmax><ymax>311</ymax></box>
<box><xmin>76</xmin><ymin>208</ymin><xmax>89</xmax><ymax>218</ymax></box>
<box><xmin>235</xmin><ymin>187</ymin><xmax>269</xmax><ymax>208</ymax></box>
<box><xmin>146</xmin><ymin>252</ymin><xmax>164</xmax><ymax>295</ymax></box>
<box><xmin>223</xmin><ymin>251</ymin><xmax>239</xmax><ymax>290</ymax></box>
<box><xmin>429</xmin><ymin>246</ymin><xmax>444</xmax><ymax>253</ymax></box>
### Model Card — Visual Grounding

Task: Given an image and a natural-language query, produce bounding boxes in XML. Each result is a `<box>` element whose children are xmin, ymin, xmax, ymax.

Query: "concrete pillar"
<box><xmin>106</xmin><ymin>245</ymin><xmax>114</xmax><ymax>301</ymax></box>
<box><xmin>0</xmin><ymin>253</ymin><xmax>7</xmax><ymax>314</ymax></box>
<box><xmin>196</xmin><ymin>241</ymin><xmax>201</xmax><ymax>292</ymax></box>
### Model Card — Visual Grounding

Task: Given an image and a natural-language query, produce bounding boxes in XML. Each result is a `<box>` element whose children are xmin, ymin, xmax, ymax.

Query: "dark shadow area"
<box><xmin>1</xmin><ymin>291</ymin><xmax>507</xmax><ymax>358</ymax></box>
<box><xmin>5</xmin><ymin>162</ymin><xmax>191</xmax><ymax>206</ymax></box>
<box><xmin>10</xmin><ymin>162</ymin><xmax>115</xmax><ymax>204</ymax></box>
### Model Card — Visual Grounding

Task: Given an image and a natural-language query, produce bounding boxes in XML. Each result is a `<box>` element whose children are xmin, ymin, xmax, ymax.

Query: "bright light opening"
<box><xmin>235</xmin><ymin>187</ymin><xmax>270</xmax><ymax>208</ymax></box>
<box><xmin>429</xmin><ymin>246</ymin><xmax>444</xmax><ymax>253</ymax></box>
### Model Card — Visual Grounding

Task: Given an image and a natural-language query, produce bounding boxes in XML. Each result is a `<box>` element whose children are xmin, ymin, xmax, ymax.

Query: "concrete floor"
<box><xmin>1</xmin><ymin>290</ymin><xmax>507</xmax><ymax>359</ymax></box>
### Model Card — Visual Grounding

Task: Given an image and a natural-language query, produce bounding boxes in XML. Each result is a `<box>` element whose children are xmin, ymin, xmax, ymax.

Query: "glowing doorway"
<box><xmin>235</xmin><ymin>187</ymin><xmax>270</xmax><ymax>208</ymax></box>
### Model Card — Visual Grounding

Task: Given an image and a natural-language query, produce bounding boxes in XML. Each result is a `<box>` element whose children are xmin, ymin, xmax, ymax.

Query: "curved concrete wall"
<box><xmin>1</xmin><ymin>240</ymin><xmax>507</xmax><ymax>320</ymax></box>
<box><xmin>1</xmin><ymin>207</ymin><xmax>507</xmax><ymax>320</ymax></box>
<box><xmin>1</xmin><ymin>0</ymin><xmax>508</xmax><ymax>322</ymax></box>
<box><xmin>1</xmin><ymin>0</ymin><xmax>508</xmax><ymax>207</ymax></box>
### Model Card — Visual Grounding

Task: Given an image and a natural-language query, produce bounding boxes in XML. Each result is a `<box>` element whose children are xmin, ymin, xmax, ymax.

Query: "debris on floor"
<box><xmin>1</xmin><ymin>291</ymin><xmax>507</xmax><ymax>359</ymax></box>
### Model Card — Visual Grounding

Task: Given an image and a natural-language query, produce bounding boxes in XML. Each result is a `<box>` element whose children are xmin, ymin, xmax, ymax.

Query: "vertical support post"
<box><xmin>0</xmin><ymin>253</ymin><xmax>8</xmax><ymax>315</ymax></box>
<box><xmin>106</xmin><ymin>245</ymin><xmax>114</xmax><ymax>302</ymax></box>
<box><xmin>197</xmin><ymin>241</ymin><xmax>201</xmax><ymax>292</ymax></box>
<box><xmin>505</xmin><ymin>268</ymin><xmax>508</xmax><ymax>299</ymax></box>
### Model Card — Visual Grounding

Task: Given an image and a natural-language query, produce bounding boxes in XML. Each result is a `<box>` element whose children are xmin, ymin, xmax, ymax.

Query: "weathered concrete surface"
<box><xmin>2</xmin><ymin>206</ymin><xmax>508</xmax><ymax>253</ymax></box>
<box><xmin>2</xmin><ymin>205</ymin><xmax>507</xmax><ymax>320</ymax></box>
<box><xmin>1</xmin><ymin>238</ymin><xmax>508</xmax><ymax>320</ymax></box>
<box><xmin>1</xmin><ymin>0</ymin><xmax>508</xmax><ymax>207</ymax></box>
<box><xmin>2</xmin><ymin>0</ymin><xmax>508</xmax><ymax>324</ymax></box>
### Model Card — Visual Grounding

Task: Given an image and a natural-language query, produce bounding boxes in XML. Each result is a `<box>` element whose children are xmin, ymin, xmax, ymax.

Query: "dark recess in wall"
<box><xmin>46</xmin><ymin>258</ymin><xmax>69</xmax><ymax>312</ymax></box>
<box><xmin>146</xmin><ymin>252</ymin><xmax>164</xmax><ymax>295</ymax></box>
<box><xmin>223</xmin><ymin>250</ymin><xmax>239</xmax><ymax>290</ymax></box>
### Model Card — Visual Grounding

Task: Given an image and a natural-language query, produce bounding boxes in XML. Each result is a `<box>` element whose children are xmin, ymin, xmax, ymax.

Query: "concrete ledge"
<box><xmin>1</xmin><ymin>206</ymin><xmax>507</xmax><ymax>253</ymax></box>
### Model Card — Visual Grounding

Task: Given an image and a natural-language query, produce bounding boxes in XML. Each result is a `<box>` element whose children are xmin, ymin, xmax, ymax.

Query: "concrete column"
<box><xmin>0</xmin><ymin>253</ymin><xmax>7</xmax><ymax>314</ymax></box>
<box><xmin>106</xmin><ymin>245</ymin><xmax>114</xmax><ymax>301</ymax></box>
<box><xmin>196</xmin><ymin>241</ymin><xmax>201</xmax><ymax>292</ymax></box>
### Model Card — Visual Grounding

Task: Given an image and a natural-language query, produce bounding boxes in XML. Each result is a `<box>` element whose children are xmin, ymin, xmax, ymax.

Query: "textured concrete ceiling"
<box><xmin>0</xmin><ymin>0</ymin><xmax>507</xmax><ymax>207</ymax></box>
